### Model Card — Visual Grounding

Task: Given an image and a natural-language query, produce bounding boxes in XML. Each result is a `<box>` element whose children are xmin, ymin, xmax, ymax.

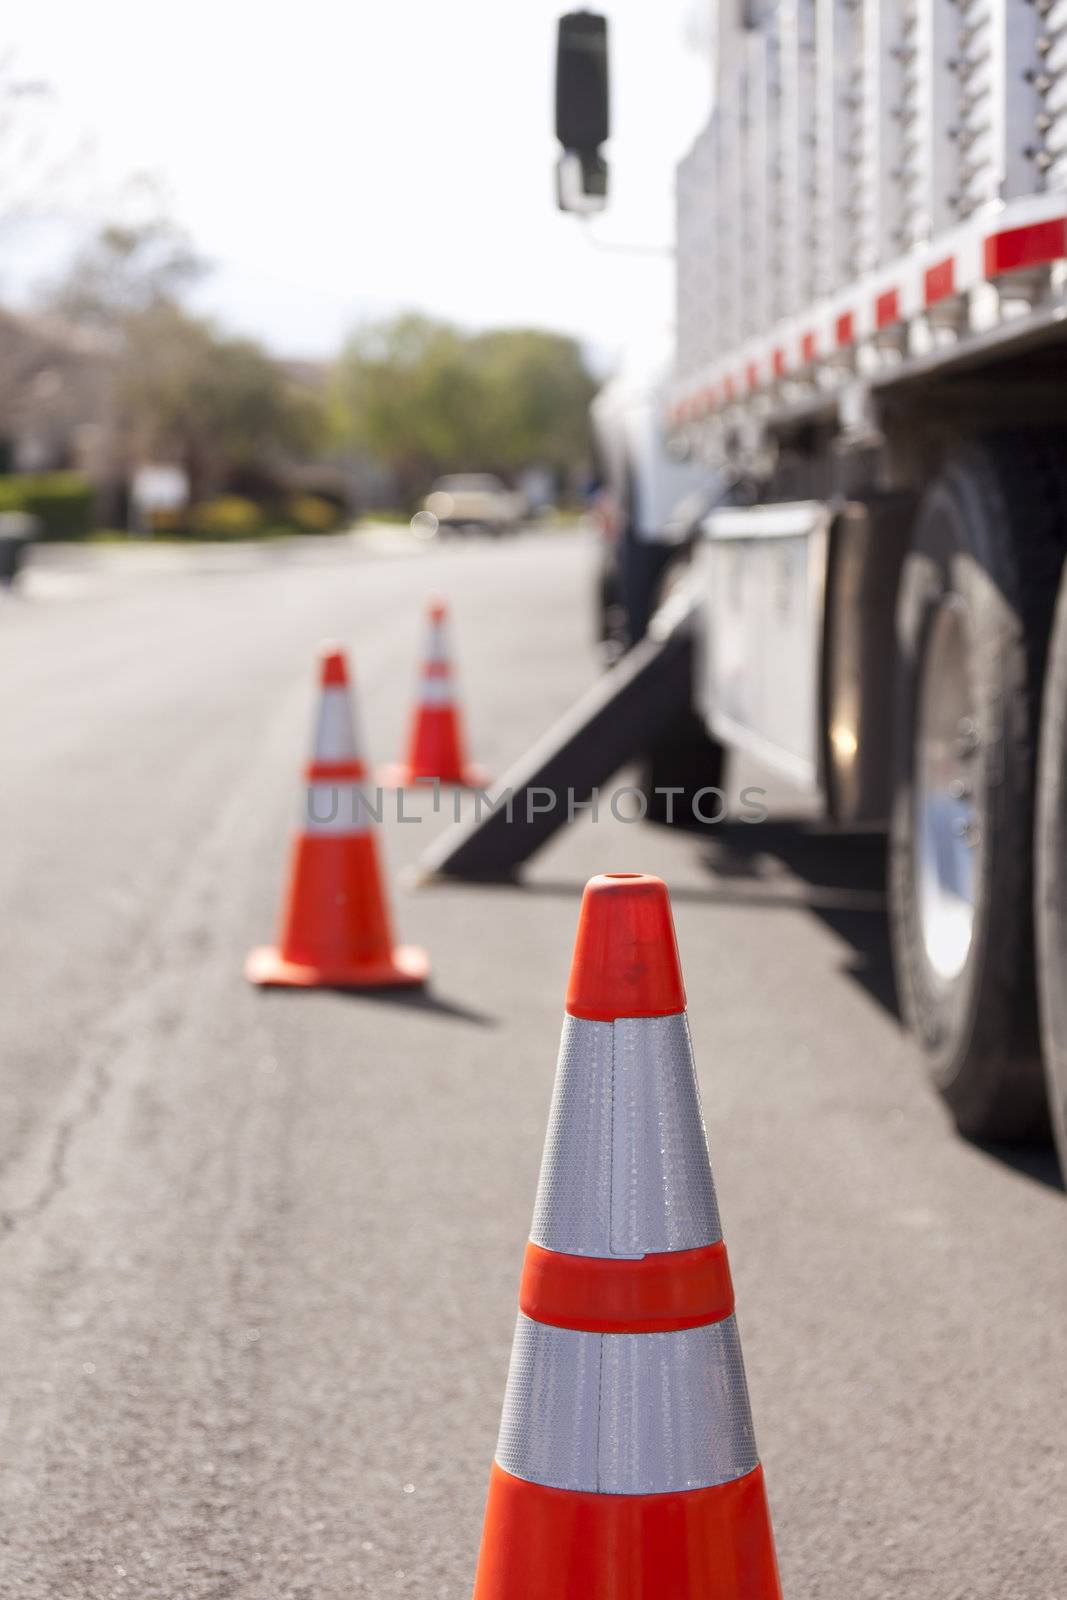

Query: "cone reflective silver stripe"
<box><xmin>425</xmin><ymin>611</ymin><xmax>449</xmax><ymax>668</ymax></box>
<box><xmin>496</xmin><ymin>1312</ymin><xmax>758</xmax><ymax>1495</ymax></box>
<box><xmin>421</xmin><ymin>612</ymin><xmax>455</xmax><ymax>706</ymax></box>
<box><xmin>531</xmin><ymin>1013</ymin><xmax>722</xmax><ymax>1258</ymax></box>
<box><xmin>418</xmin><ymin>672</ymin><xmax>454</xmax><ymax>708</ymax></box>
<box><xmin>497</xmin><ymin>1007</ymin><xmax>758</xmax><ymax>1497</ymax></box>
<box><xmin>302</xmin><ymin>781</ymin><xmax>375</xmax><ymax>837</ymax></box>
<box><xmin>303</xmin><ymin>645</ymin><xmax>370</xmax><ymax>833</ymax></box>
<box><xmin>312</xmin><ymin>682</ymin><xmax>362</xmax><ymax>766</ymax></box>
<box><xmin>422</xmin><ymin>611</ymin><xmax>454</xmax><ymax>707</ymax></box>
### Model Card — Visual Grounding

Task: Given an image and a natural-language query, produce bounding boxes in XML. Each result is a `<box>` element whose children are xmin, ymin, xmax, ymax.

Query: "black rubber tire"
<box><xmin>889</xmin><ymin>435</ymin><xmax>1067</xmax><ymax>1141</ymax></box>
<box><xmin>1034</xmin><ymin>563</ymin><xmax>1067</xmax><ymax>1176</ymax></box>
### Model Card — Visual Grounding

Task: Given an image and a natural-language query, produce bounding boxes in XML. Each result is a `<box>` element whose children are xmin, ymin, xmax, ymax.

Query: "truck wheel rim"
<box><xmin>914</xmin><ymin>596</ymin><xmax>979</xmax><ymax>985</ymax></box>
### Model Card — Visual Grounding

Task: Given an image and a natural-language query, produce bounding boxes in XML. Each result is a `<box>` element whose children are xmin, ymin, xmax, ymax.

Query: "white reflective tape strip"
<box><xmin>495</xmin><ymin>1313</ymin><xmax>758</xmax><ymax>1495</ymax></box>
<box><xmin>301</xmin><ymin>782</ymin><xmax>373</xmax><ymax>836</ymax></box>
<box><xmin>312</xmin><ymin>685</ymin><xmax>362</xmax><ymax>765</ymax></box>
<box><xmin>418</xmin><ymin>675</ymin><xmax>454</xmax><ymax>708</ymax></box>
<box><xmin>425</xmin><ymin>618</ymin><xmax>449</xmax><ymax>666</ymax></box>
<box><xmin>529</xmin><ymin>1014</ymin><xmax>722</xmax><ymax>1258</ymax></box>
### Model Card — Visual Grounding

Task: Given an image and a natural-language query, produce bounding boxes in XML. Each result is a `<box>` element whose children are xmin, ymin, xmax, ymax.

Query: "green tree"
<box><xmin>466</xmin><ymin>328</ymin><xmax>597</xmax><ymax>478</ymax></box>
<box><xmin>42</xmin><ymin>216</ymin><xmax>327</xmax><ymax>500</ymax></box>
<box><xmin>333</xmin><ymin>313</ymin><xmax>596</xmax><ymax>506</ymax></box>
<box><xmin>331</xmin><ymin>314</ymin><xmax>482</xmax><ymax>504</ymax></box>
<box><xmin>121</xmin><ymin>302</ymin><xmax>325</xmax><ymax>497</ymax></box>
<box><xmin>46</xmin><ymin>215</ymin><xmax>206</xmax><ymax>327</ymax></box>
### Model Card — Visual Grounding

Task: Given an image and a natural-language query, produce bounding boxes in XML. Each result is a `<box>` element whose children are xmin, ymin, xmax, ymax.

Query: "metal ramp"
<box><xmin>417</xmin><ymin>589</ymin><xmax>705</xmax><ymax>882</ymax></box>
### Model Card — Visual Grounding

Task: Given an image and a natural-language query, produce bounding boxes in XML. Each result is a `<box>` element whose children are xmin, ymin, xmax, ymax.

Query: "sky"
<box><xmin>3</xmin><ymin>0</ymin><xmax>713</xmax><ymax>368</ymax></box>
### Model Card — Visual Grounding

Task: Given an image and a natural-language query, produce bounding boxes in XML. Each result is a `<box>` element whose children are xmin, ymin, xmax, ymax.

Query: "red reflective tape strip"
<box><xmin>519</xmin><ymin>1240</ymin><xmax>735</xmax><ymax>1334</ymax></box>
<box><xmin>424</xmin><ymin>660</ymin><xmax>451</xmax><ymax>678</ymax></box>
<box><xmin>772</xmin><ymin>347</ymin><xmax>785</xmax><ymax>378</ymax></box>
<box><xmin>984</xmin><ymin>218</ymin><xmax>1067</xmax><ymax>278</ymax></box>
<box><xmin>800</xmin><ymin>330</ymin><xmax>817</xmax><ymax>364</ymax></box>
<box><xmin>305</xmin><ymin>759</ymin><xmax>366</xmax><ymax>781</ymax></box>
<box><xmin>875</xmin><ymin>288</ymin><xmax>900</xmax><ymax>329</ymax></box>
<box><xmin>835</xmin><ymin>311</ymin><xmax>854</xmax><ymax>348</ymax></box>
<box><xmin>746</xmin><ymin>361</ymin><xmax>759</xmax><ymax>392</ymax></box>
<box><xmin>924</xmin><ymin>257</ymin><xmax>955</xmax><ymax>306</ymax></box>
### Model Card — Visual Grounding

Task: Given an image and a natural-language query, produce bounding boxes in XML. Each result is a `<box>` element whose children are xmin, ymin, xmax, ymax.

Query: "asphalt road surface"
<box><xmin>2</xmin><ymin>528</ymin><xmax>1065</xmax><ymax>1599</ymax></box>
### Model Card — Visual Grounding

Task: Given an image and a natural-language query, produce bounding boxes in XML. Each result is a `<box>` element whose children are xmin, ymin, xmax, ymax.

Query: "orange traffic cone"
<box><xmin>472</xmin><ymin>873</ymin><xmax>782</xmax><ymax>1600</ymax></box>
<box><xmin>381</xmin><ymin>599</ymin><xmax>487</xmax><ymax>787</ymax></box>
<box><xmin>246</xmin><ymin>643</ymin><xmax>428</xmax><ymax>989</ymax></box>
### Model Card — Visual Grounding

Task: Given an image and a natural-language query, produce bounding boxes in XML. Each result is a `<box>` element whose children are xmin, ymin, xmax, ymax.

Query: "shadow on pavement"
<box><xmin>492</xmin><ymin>820</ymin><xmax>896</xmax><ymax>1021</ymax></box>
<box><xmin>695</xmin><ymin>821</ymin><xmax>896</xmax><ymax>1020</ymax></box>
<box><xmin>972</xmin><ymin>1140</ymin><xmax>1065</xmax><ymax>1193</ymax></box>
<box><xmin>323</xmin><ymin>986</ymin><xmax>497</xmax><ymax>1027</ymax></box>
<box><xmin>430</xmin><ymin>822</ymin><xmax>1067</xmax><ymax>1186</ymax></box>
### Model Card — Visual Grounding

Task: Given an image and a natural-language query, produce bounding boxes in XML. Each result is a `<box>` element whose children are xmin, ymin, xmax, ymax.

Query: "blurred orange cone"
<box><xmin>246</xmin><ymin>643</ymin><xmax>428</xmax><ymax>989</ymax></box>
<box><xmin>471</xmin><ymin>873</ymin><xmax>782</xmax><ymax>1600</ymax></box>
<box><xmin>382</xmin><ymin>598</ymin><xmax>487</xmax><ymax>787</ymax></box>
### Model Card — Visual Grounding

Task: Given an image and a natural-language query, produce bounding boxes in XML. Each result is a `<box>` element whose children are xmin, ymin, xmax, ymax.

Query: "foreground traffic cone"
<box><xmin>381</xmin><ymin>598</ymin><xmax>487</xmax><ymax>787</ymax></box>
<box><xmin>472</xmin><ymin>873</ymin><xmax>781</xmax><ymax>1600</ymax></box>
<box><xmin>245</xmin><ymin>643</ymin><xmax>428</xmax><ymax>989</ymax></box>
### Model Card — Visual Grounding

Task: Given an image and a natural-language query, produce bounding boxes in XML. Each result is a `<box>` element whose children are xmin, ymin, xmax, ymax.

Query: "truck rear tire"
<box><xmin>1035</xmin><ymin>564</ymin><xmax>1067</xmax><ymax>1176</ymax></box>
<box><xmin>889</xmin><ymin>436</ymin><xmax>1067</xmax><ymax>1141</ymax></box>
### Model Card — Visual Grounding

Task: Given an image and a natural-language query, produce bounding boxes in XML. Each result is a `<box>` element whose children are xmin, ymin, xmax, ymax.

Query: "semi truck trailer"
<box><xmin>556</xmin><ymin>6</ymin><xmax>1067</xmax><ymax>1171</ymax></box>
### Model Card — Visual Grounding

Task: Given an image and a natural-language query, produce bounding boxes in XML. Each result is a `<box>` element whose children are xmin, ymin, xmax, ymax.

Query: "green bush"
<box><xmin>285</xmin><ymin>493</ymin><xmax>344</xmax><ymax>533</ymax></box>
<box><xmin>0</xmin><ymin>472</ymin><xmax>94</xmax><ymax>540</ymax></box>
<box><xmin>188</xmin><ymin>495</ymin><xmax>264</xmax><ymax>539</ymax></box>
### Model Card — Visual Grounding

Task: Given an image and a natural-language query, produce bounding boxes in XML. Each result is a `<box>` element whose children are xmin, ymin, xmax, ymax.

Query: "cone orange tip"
<box><xmin>565</xmin><ymin>873</ymin><xmax>686</xmax><ymax>1021</ymax></box>
<box><xmin>428</xmin><ymin>595</ymin><xmax>448</xmax><ymax>622</ymax></box>
<box><xmin>320</xmin><ymin>643</ymin><xmax>348</xmax><ymax>687</ymax></box>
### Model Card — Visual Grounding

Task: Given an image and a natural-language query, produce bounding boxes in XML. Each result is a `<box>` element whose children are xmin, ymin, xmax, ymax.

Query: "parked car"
<box><xmin>423</xmin><ymin>474</ymin><xmax>524</xmax><ymax>537</ymax></box>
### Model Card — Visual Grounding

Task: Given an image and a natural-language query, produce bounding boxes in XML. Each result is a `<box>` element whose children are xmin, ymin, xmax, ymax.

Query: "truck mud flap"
<box><xmin>417</xmin><ymin>590</ymin><xmax>701</xmax><ymax>882</ymax></box>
